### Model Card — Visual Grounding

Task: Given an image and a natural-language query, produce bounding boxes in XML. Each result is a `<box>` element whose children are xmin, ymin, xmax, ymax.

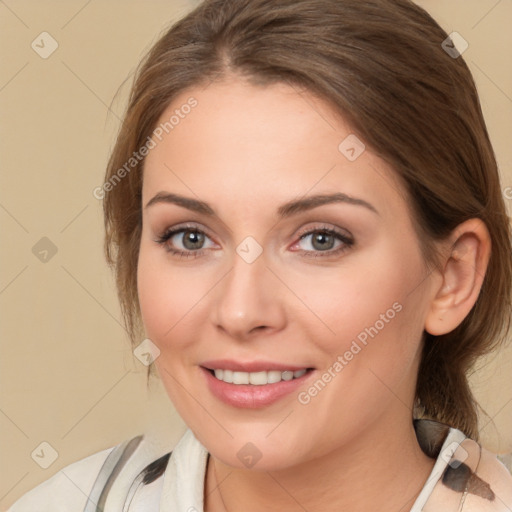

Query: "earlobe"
<box><xmin>424</xmin><ymin>219</ymin><xmax>491</xmax><ymax>336</ymax></box>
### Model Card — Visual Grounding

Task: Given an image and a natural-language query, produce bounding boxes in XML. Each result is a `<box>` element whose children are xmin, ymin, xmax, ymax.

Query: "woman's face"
<box><xmin>138</xmin><ymin>76</ymin><xmax>440</xmax><ymax>470</ymax></box>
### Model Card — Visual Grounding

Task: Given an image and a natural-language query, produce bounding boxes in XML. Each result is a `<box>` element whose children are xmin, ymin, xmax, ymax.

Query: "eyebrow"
<box><xmin>144</xmin><ymin>191</ymin><xmax>379</xmax><ymax>217</ymax></box>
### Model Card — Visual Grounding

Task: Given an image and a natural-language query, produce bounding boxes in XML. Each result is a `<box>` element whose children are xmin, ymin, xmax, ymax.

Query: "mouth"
<box><xmin>199</xmin><ymin>362</ymin><xmax>316</xmax><ymax>409</ymax></box>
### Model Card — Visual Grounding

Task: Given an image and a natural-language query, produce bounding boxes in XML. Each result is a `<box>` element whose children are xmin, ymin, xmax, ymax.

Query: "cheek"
<box><xmin>137</xmin><ymin>242</ymin><xmax>208</xmax><ymax>346</ymax></box>
<box><xmin>291</xmin><ymin>244</ymin><xmax>422</xmax><ymax>356</ymax></box>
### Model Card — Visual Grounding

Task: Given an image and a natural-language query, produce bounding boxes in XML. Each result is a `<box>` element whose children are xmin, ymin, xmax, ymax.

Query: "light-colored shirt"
<box><xmin>7</xmin><ymin>419</ymin><xmax>512</xmax><ymax>511</ymax></box>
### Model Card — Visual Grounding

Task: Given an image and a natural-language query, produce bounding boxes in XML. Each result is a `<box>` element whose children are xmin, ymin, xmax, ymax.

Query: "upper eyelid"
<box><xmin>161</xmin><ymin>222</ymin><xmax>214</xmax><ymax>237</ymax></box>
<box><xmin>296</xmin><ymin>223</ymin><xmax>352</xmax><ymax>239</ymax></box>
<box><xmin>157</xmin><ymin>224</ymin><xmax>216</xmax><ymax>245</ymax></box>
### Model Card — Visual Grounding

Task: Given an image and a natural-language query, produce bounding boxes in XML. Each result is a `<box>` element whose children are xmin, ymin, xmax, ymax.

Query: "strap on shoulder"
<box><xmin>83</xmin><ymin>435</ymin><xmax>143</xmax><ymax>512</ymax></box>
<box><xmin>122</xmin><ymin>451</ymin><xmax>173</xmax><ymax>512</ymax></box>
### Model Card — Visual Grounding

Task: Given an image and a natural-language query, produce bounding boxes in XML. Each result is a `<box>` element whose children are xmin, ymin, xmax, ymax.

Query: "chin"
<box><xmin>200</xmin><ymin>427</ymin><xmax>309</xmax><ymax>471</ymax></box>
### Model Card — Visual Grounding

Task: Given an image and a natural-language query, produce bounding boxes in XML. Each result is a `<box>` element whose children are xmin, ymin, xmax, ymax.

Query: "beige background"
<box><xmin>1</xmin><ymin>0</ymin><xmax>511</xmax><ymax>509</ymax></box>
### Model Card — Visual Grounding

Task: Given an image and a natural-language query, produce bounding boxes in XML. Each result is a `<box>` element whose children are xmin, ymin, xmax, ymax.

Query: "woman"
<box><xmin>9</xmin><ymin>0</ymin><xmax>512</xmax><ymax>510</ymax></box>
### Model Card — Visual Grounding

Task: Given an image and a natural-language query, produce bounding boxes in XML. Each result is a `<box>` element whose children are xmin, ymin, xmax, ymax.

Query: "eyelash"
<box><xmin>154</xmin><ymin>223</ymin><xmax>354</xmax><ymax>260</ymax></box>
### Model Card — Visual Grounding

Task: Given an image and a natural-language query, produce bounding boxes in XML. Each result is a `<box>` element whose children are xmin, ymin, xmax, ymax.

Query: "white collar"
<box><xmin>159</xmin><ymin>429</ymin><xmax>209</xmax><ymax>512</ymax></box>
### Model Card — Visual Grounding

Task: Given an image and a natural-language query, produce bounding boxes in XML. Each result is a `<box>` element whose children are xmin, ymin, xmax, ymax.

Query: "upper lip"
<box><xmin>201</xmin><ymin>359</ymin><xmax>313</xmax><ymax>372</ymax></box>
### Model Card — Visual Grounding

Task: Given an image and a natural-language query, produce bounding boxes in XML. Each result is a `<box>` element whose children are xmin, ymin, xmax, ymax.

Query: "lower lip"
<box><xmin>200</xmin><ymin>366</ymin><xmax>314</xmax><ymax>409</ymax></box>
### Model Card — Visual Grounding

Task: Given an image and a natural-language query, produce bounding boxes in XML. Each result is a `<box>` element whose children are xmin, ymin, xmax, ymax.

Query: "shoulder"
<box><xmin>7</xmin><ymin>443</ymin><xmax>117</xmax><ymax>512</ymax></box>
<box><xmin>413</xmin><ymin>419</ymin><xmax>512</xmax><ymax>511</ymax></box>
<box><xmin>7</xmin><ymin>433</ymin><xmax>177</xmax><ymax>512</ymax></box>
<box><xmin>427</xmin><ymin>434</ymin><xmax>512</xmax><ymax>511</ymax></box>
<box><xmin>464</xmin><ymin>444</ymin><xmax>512</xmax><ymax>510</ymax></box>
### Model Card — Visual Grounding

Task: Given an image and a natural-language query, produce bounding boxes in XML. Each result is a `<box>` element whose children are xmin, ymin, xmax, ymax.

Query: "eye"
<box><xmin>154</xmin><ymin>223</ymin><xmax>354</xmax><ymax>260</ymax></box>
<box><xmin>154</xmin><ymin>223</ymin><xmax>216</xmax><ymax>258</ymax></box>
<box><xmin>291</xmin><ymin>225</ymin><xmax>354</xmax><ymax>258</ymax></box>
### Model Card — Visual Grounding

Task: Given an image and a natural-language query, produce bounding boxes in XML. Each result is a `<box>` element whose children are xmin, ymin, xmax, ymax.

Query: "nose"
<box><xmin>211</xmin><ymin>249</ymin><xmax>287</xmax><ymax>341</ymax></box>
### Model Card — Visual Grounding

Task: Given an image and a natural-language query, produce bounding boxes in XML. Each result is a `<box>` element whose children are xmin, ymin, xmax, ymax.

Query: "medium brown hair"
<box><xmin>103</xmin><ymin>0</ymin><xmax>512</xmax><ymax>439</ymax></box>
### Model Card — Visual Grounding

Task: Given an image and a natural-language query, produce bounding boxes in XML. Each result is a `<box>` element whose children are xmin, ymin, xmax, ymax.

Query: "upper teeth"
<box><xmin>213</xmin><ymin>369</ymin><xmax>307</xmax><ymax>385</ymax></box>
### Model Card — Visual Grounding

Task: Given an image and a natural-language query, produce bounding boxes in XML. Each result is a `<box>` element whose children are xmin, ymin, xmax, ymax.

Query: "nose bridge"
<box><xmin>212</xmin><ymin>246</ymin><xmax>285</xmax><ymax>338</ymax></box>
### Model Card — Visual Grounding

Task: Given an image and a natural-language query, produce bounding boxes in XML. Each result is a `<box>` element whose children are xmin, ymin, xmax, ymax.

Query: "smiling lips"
<box><xmin>200</xmin><ymin>359</ymin><xmax>315</xmax><ymax>408</ymax></box>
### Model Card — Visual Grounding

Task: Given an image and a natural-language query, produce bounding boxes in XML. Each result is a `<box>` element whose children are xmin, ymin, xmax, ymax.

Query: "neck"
<box><xmin>204</xmin><ymin>413</ymin><xmax>435</xmax><ymax>512</ymax></box>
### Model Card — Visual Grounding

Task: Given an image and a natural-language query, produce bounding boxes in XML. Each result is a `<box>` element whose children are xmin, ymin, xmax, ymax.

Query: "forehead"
<box><xmin>141</xmin><ymin>77</ymin><xmax>408</xmax><ymax>220</ymax></box>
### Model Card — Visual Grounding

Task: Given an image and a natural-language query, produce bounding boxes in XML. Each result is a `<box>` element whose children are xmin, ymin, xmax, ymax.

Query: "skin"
<box><xmin>137</xmin><ymin>75</ymin><xmax>491</xmax><ymax>512</ymax></box>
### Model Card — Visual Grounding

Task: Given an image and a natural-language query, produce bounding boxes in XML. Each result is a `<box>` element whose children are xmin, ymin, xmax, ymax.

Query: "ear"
<box><xmin>424</xmin><ymin>218</ymin><xmax>491</xmax><ymax>336</ymax></box>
